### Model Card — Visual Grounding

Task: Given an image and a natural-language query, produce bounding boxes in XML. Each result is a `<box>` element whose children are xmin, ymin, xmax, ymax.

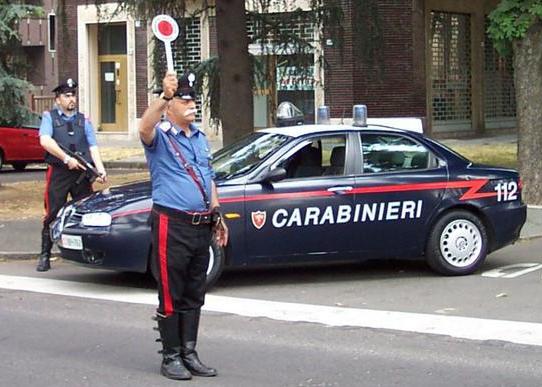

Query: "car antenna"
<box><xmin>340</xmin><ymin>107</ymin><xmax>346</xmax><ymax>124</ymax></box>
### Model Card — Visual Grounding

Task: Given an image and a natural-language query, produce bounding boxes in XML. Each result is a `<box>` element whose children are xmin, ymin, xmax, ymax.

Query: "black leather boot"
<box><xmin>156</xmin><ymin>314</ymin><xmax>192</xmax><ymax>380</ymax></box>
<box><xmin>180</xmin><ymin>309</ymin><xmax>217</xmax><ymax>377</ymax></box>
<box><xmin>36</xmin><ymin>227</ymin><xmax>52</xmax><ymax>272</ymax></box>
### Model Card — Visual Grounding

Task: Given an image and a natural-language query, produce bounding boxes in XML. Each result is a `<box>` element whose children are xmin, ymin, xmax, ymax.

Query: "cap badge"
<box><xmin>188</xmin><ymin>73</ymin><xmax>195</xmax><ymax>87</ymax></box>
<box><xmin>67</xmin><ymin>78</ymin><xmax>75</xmax><ymax>88</ymax></box>
<box><xmin>158</xmin><ymin>121</ymin><xmax>172</xmax><ymax>133</ymax></box>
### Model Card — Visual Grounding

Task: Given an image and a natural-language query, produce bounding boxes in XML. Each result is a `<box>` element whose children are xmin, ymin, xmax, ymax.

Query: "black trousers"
<box><xmin>151</xmin><ymin>205</ymin><xmax>212</xmax><ymax>316</ymax></box>
<box><xmin>43</xmin><ymin>165</ymin><xmax>93</xmax><ymax>228</ymax></box>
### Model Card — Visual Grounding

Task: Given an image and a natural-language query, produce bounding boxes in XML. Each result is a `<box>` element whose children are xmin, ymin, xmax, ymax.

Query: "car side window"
<box><xmin>280</xmin><ymin>135</ymin><xmax>347</xmax><ymax>178</ymax></box>
<box><xmin>361</xmin><ymin>133</ymin><xmax>433</xmax><ymax>173</ymax></box>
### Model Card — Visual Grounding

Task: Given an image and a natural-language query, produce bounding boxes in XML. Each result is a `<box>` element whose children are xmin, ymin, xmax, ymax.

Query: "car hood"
<box><xmin>72</xmin><ymin>177</ymin><xmax>239</xmax><ymax>215</ymax></box>
<box><xmin>75</xmin><ymin>180</ymin><xmax>152</xmax><ymax>213</ymax></box>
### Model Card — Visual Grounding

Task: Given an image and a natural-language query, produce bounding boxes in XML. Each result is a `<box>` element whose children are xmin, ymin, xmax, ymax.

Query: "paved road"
<box><xmin>0</xmin><ymin>165</ymin><xmax>46</xmax><ymax>183</ymax></box>
<box><xmin>1</xmin><ymin>238</ymin><xmax>542</xmax><ymax>386</ymax></box>
<box><xmin>2</xmin><ymin>288</ymin><xmax>541</xmax><ymax>387</ymax></box>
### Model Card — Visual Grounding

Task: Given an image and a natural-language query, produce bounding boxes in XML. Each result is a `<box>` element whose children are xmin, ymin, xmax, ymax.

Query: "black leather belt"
<box><xmin>153</xmin><ymin>204</ymin><xmax>214</xmax><ymax>225</ymax></box>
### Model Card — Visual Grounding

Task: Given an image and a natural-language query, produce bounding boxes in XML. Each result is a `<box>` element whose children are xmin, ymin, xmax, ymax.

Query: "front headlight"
<box><xmin>81</xmin><ymin>212</ymin><xmax>112</xmax><ymax>227</ymax></box>
<box><xmin>56</xmin><ymin>204</ymin><xmax>72</xmax><ymax>219</ymax></box>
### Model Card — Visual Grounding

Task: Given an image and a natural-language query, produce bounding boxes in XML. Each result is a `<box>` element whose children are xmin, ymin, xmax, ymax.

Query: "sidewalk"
<box><xmin>1</xmin><ymin>133</ymin><xmax>540</xmax><ymax>259</ymax></box>
<box><xmin>98</xmin><ymin>136</ymin><xmax>223</xmax><ymax>170</ymax></box>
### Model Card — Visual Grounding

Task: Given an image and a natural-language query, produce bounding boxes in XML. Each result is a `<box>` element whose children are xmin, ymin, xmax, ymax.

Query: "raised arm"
<box><xmin>139</xmin><ymin>71</ymin><xmax>178</xmax><ymax>145</ymax></box>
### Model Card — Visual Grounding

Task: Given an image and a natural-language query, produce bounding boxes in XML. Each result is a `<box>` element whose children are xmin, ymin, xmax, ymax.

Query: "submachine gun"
<box><xmin>58</xmin><ymin>144</ymin><xmax>100</xmax><ymax>184</ymax></box>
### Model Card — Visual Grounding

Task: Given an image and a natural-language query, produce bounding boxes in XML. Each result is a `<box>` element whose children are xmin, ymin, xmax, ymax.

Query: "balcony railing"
<box><xmin>31</xmin><ymin>95</ymin><xmax>55</xmax><ymax>114</ymax></box>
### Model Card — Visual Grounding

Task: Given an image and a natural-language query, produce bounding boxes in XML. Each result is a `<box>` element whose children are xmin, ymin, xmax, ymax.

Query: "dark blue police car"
<box><xmin>51</xmin><ymin>113</ymin><xmax>526</xmax><ymax>288</ymax></box>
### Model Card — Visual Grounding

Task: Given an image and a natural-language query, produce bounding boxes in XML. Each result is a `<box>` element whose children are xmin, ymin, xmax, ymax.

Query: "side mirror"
<box><xmin>261</xmin><ymin>167</ymin><xmax>286</xmax><ymax>183</ymax></box>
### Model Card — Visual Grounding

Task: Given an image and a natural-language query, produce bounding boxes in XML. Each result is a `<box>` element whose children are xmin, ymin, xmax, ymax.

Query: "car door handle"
<box><xmin>327</xmin><ymin>186</ymin><xmax>353</xmax><ymax>194</ymax></box>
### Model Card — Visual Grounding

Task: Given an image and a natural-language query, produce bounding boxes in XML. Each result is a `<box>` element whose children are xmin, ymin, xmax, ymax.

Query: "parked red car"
<box><xmin>0</xmin><ymin>124</ymin><xmax>44</xmax><ymax>170</ymax></box>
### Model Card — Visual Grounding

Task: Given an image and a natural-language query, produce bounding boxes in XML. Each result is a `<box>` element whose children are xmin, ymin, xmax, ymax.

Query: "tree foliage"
<box><xmin>488</xmin><ymin>0</ymin><xmax>542</xmax><ymax>54</ymax></box>
<box><xmin>0</xmin><ymin>1</ymin><xmax>42</xmax><ymax>126</ymax></box>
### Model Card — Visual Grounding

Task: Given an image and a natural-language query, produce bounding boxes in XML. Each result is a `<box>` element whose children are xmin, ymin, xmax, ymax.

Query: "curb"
<box><xmin>0</xmin><ymin>250</ymin><xmax>60</xmax><ymax>260</ymax></box>
<box><xmin>0</xmin><ymin>253</ymin><xmax>36</xmax><ymax>260</ymax></box>
<box><xmin>103</xmin><ymin>161</ymin><xmax>148</xmax><ymax>170</ymax></box>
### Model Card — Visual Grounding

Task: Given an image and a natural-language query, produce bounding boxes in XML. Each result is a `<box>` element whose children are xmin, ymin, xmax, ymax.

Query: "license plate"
<box><xmin>61</xmin><ymin>234</ymin><xmax>83</xmax><ymax>250</ymax></box>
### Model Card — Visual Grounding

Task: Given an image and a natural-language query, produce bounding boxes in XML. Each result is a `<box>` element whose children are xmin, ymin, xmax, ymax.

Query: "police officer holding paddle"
<box><xmin>139</xmin><ymin>70</ymin><xmax>228</xmax><ymax>380</ymax></box>
<box><xmin>37</xmin><ymin>78</ymin><xmax>107</xmax><ymax>272</ymax></box>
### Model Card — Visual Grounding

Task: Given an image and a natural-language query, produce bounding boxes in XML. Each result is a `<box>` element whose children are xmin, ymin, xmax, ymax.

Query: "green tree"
<box><xmin>0</xmin><ymin>1</ymin><xmax>42</xmax><ymax>126</ymax></box>
<box><xmin>488</xmin><ymin>0</ymin><xmax>542</xmax><ymax>205</ymax></box>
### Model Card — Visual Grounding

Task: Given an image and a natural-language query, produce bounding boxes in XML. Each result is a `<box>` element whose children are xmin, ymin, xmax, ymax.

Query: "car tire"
<box><xmin>12</xmin><ymin>162</ymin><xmax>27</xmax><ymax>171</ymax></box>
<box><xmin>147</xmin><ymin>239</ymin><xmax>225</xmax><ymax>290</ymax></box>
<box><xmin>426</xmin><ymin>210</ymin><xmax>488</xmax><ymax>276</ymax></box>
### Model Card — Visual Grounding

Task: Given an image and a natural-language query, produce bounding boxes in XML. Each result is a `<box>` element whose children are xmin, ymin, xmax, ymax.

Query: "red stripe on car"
<box><xmin>112</xmin><ymin>180</ymin><xmax>497</xmax><ymax>219</ymax></box>
<box><xmin>219</xmin><ymin>179</ymin><xmax>496</xmax><ymax>203</ymax></box>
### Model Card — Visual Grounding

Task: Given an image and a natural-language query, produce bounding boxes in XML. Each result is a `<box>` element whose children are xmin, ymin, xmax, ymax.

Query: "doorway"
<box><xmin>98</xmin><ymin>55</ymin><xmax>127</xmax><ymax>131</ymax></box>
<box><xmin>97</xmin><ymin>23</ymin><xmax>127</xmax><ymax>132</ymax></box>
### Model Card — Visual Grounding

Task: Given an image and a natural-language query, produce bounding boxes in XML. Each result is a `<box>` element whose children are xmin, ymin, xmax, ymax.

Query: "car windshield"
<box><xmin>212</xmin><ymin>132</ymin><xmax>291</xmax><ymax>180</ymax></box>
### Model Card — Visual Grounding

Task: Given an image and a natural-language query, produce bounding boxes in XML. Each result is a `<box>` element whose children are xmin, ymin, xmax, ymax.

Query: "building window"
<box><xmin>430</xmin><ymin>11</ymin><xmax>472</xmax><ymax>132</ymax></box>
<box><xmin>48</xmin><ymin>12</ymin><xmax>55</xmax><ymax>52</ymax></box>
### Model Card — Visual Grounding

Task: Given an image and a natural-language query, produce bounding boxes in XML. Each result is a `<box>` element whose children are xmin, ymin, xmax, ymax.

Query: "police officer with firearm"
<box><xmin>37</xmin><ymin>78</ymin><xmax>107</xmax><ymax>272</ymax></box>
<box><xmin>139</xmin><ymin>71</ymin><xmax>228</xmax><ymax>380</ymax></box>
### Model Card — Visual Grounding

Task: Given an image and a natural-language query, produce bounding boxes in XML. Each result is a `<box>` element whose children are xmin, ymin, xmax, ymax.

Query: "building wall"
<box><xmin>353</xmin><ymin>0</ymin><xmax>425</xmax><ymax>118</ymax></box>
<box><xmin>322</xmin><ymin>1</ymin><xmax>355</xmax><ymax>119</ymax></box>
<box><xmin>324</xmin><ymin>0</ymin><xmax>425</xmax><ymax>120</ymax></box>
<box><xmin>18</xmin><ymin>0</ymin><xmax>59</xmax><ymax>111</ymax></box>
<box><xmin>134</xmin><ymin>23</ymin><xmax>148</xmax><ymax>118</ymax></box>
<box><xmin>56</xmin><ymin>0</ymin><xmax>78</xmax><ymax>86</ymax></box>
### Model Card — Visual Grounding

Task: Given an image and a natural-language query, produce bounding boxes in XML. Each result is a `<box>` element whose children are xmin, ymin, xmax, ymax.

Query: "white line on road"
<box><xmin>481</xmin><ymin>263</ymin><xmax>542</xmax><ymax>278</ymax></box>
<box><xmin>1</xmin><ymin>274</ymin><xmax>542</xmax><ymax>347</ymax></box>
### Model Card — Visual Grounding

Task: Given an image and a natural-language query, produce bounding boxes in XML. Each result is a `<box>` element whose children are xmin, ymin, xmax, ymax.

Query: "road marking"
<box><xmin>1</xmin><ymin>274</ymin><xmax>542</xmax><ymax>347</ymax></box>
<box><xmin>481</xmin><ymin>263</ymin><xmax>542</xmax><ymax>278</ymax></box>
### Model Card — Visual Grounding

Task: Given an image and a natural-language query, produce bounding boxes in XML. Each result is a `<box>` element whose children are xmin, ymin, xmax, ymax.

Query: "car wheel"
<box><xmin>426</xmin><ymin>210</ymin><xmax>488</xmax><ymax>275</ymax></box>
<box><xmin>205</xmin><ymin>239</ymin><xmax>225</xmax><ymax>290</ymax></box>
<box><xmin>147</xmin><ymin>239</ymin><xmax>225</xmax><ymax>290</ymax></box>
<box><xmin>12</xmin><ymin>162</ymin><xmax>27</xmax><ymax>171</ymax></box>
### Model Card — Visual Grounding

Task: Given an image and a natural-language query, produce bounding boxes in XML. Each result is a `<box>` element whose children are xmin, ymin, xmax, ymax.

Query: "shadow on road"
<box><xmin>42</xmin><ymin>258</ymin><xmax>437</xmax><ymax>291</ymax></box>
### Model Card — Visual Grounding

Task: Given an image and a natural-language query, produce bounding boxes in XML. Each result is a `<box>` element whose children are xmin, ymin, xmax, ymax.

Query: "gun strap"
<box><xmin>166</xmin><ymin>132</ymin><xmax>210</xmax><ymax>209</ymax></box>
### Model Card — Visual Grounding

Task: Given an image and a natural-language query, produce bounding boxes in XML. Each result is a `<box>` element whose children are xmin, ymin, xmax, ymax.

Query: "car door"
<box><xmin>0</xmin><ymin>126</ymin><xmax>42</xmax><ymax>161</ymax></box>
<box><xmin>19</xmin><ymin>126</ymin><xmax>43</xmax><ymax>160</ymax></box>
<box><xmin>351</xmin><ymin>131</ymin><xmax>447</xmax><ymax>256</ymax></box>
<box><xmin>244</xmin><ymin>132</ymin><xmax>359</xmax><ymax>262</ymax></box>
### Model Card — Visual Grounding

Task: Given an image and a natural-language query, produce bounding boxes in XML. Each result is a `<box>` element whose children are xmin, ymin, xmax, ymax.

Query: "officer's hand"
<box><xmin>67</xmin><ymin>157</ymin><xmax>85</xmax><ymax>170</ymax></box>
<box><xmin>96</xmin><ymin>170</ymin><xmax>107</xmax><ymax>184</ymax></box>
<box><xmin>214</xmin><ymin>218</ymin><xmax>229</xmax><ymax>247</ymax></box>
<box><xmin>162</xmin><ymin>71</ymin><xmax>177</xmax><ymax>100</ymax></box>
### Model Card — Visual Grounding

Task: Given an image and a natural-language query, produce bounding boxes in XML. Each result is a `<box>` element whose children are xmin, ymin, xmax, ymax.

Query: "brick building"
<box><xmin>19</xmin><ymin>0</ymin><xmax>59</xmax><ymax>113</ymax></box>
<box><xmin>52</xmin><ymin>0</ymin><xmax>515</xmax><ymax>141</ymax></box>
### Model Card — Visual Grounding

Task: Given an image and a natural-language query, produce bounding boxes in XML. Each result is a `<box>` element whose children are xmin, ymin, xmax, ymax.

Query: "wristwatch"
<box><xmin>63</xmin><ymin>155</ymin><xmax>72</xmax><ymax>164</ymax></box>
<box><xmin>160</xmin><ymin>92</ymin><xmax>173</xmax><ymax>101</ymax></box>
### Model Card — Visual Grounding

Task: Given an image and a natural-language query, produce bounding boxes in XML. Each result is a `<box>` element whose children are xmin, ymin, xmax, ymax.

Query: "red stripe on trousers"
<box><xmin>43</xmin><ymin>166</ymin><xmax>53</xmax><ymax>219</ymax></box>
<box><xmin>158</xmin><ymin>213</ymin><xmax>173</xmax><ymax>316</ymax></box>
